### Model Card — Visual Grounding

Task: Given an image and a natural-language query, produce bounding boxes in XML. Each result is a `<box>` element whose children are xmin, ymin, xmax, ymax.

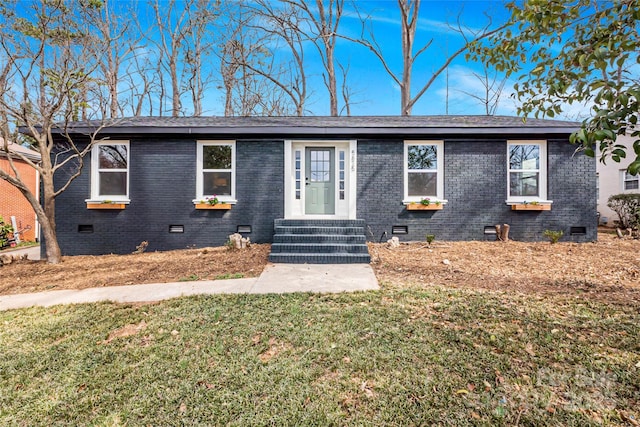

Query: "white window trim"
<box><xmin>403</xmin><ymin>140</ymin><xmax>447</xmax><ymax>205</ymax></box>
<box><xmin>621</xmin><ymin>169</ymin><xmax>640</xmax><ymax>192</ymax></box>
<box><xmin>86</xmin><ymin>140</ymin><xmax>130</xmax><ymax>203</ymax></box>
<box><xmin>506</xmin><ymin>140</ymin><xmax>552</xmax><ymax>204</ymax></box>
<box><xmin>194</xmin><ymin>140</ymin><xmax>237</xmax><ymax>204</ymax></box>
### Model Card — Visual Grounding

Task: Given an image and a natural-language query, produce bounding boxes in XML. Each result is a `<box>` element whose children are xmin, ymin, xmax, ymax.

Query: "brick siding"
<box><xmin>357</xmin><ymin>138</ymin><xmax>597</xmax><ymax>243</ymax></box>
<box><xmin>0</xmin><ymin>157</ymin><xmax>38</xmax><ymax>241</ymax></box>
<box><xmin>51</xmin><ymin>135</ymin><xmax>596</xmax><ymax>255</ymax></box>
<box><xmin>54</xmin><ymin>138</ymin><xmax>284</xmax><ymax>255</ymax></box>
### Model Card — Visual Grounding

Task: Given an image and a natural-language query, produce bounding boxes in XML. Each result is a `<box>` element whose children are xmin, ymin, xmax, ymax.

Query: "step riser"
<box><xmin>268</xmin><ymin>254</ymin><xmax>371</xmax><ymax>264</ymax></box>
<box><xmin>273</xmin><ymin>235</ymin><xmax>366</xmax><ymax>244</ymax></box>
<box><xmin>271</xmin><ymin>244</ymin><xmax>369</xmax><ymax>254</ymax></box>
<box><xmin>275</xmin><ymin>219</ymin><xmax>365</xmax><ymax>227</ymax></box>
<box><xmin>275</xmin><ymin>226</ymin><xmax>365</xmax><ymax>235</ymax></box>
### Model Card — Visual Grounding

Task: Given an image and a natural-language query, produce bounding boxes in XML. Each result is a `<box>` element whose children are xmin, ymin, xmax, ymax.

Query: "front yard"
<box><xmin>0</xmin><ymin>233</ymin><xmax>638</xmax><ymax>425</ymax></box>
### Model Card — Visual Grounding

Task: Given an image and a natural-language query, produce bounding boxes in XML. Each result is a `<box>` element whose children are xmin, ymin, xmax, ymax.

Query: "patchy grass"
<box><xmin>1</xmin><ymin>287</ymin><xmax>638</xmax><ymax>426</ymax></box>
<box><xmin>215</xmin><ymin>273</ymin><xmax>245</xmax><ymax>280</ymax></box>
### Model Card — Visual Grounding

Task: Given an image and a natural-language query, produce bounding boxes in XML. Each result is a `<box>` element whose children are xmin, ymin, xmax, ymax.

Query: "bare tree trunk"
<box><xmin>348</xmin><ymin>0</ymin><xmax>505</xmax><ymax>115</ymax></box>
<box><xmin>39</xmin><ymin>173</ymin><xmax>62</xmax><ymax>263</ymax></box>
<box><xmin>399</xmin><ymin>0</ymin><xmax>418</xmax><ymax>116</ymax></box>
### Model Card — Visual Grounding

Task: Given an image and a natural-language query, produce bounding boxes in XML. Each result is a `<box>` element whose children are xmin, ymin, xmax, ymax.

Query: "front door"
<box><xmin>305</xmin><ymin>147</ymin><xmax>335</xmax><ymax>214</ymax></box>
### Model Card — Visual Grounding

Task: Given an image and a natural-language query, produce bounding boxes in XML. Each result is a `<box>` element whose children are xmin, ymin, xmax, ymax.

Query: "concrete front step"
<box><xmin>271</xmin><ymin>243</ymin><xmax>370</xmax><ymax>254</ymax></box>
<box><xmin>268</xmin><ymin>253</ymin><xmax>371</xmax><ymax>264</ymax></box>
<box><xmin>270</xmin><ymin>218</ymin><xmax>371</xmax><ymax>264</ymax></box>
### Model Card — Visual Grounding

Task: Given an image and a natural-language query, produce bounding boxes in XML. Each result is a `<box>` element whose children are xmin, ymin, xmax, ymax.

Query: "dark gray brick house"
<box><xmin>46</xmin><ymin>116</ymin><xmax>596</xmax><ymax>262</ymax></box>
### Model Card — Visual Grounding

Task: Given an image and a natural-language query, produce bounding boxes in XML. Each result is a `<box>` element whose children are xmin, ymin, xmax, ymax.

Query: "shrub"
<box><xmin>607</xmin><ymin>193</ymin><xmax>640</xmax><ymax>229</ymax></box>
<box><xmin>543</xmin><ymin>229</ymin><xmax>563</xmax><ymax>244</ymax></box>
<box><xmin>0</xmin><ymin>216</ymin><xmax>13</xmax><ymax>248</ymax></box>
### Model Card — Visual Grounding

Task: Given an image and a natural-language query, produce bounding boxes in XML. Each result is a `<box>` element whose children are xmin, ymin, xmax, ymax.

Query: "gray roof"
<box><xmin>0</xmin><ymin>139</ymin><xmax>41</xmax><ymax>162</ymax></box>
<box><xmin>44</xmin><ymin>115</ymin><xmax>580</xmax><ymax>136</ymax></box>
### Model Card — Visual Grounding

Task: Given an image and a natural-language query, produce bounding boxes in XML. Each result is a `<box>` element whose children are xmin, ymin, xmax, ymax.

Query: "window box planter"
<box><xmin>407</xmin><ymin>203</ymin><xmax>443</xmax><ymax>211</ymax></box>
<box><xmin>511</xmin><ymin>203</ymin><xmax>551</xmax><ymax>211</ymax></box>
<box><xmin>87</xmin><ymin>202</ymin><xmax>126</xmax><ymax>210</ymax></box>
<box><xmin>195</xmin><ymin>203</ymin><xmax>232</xmax><ymax>210</ymax></box>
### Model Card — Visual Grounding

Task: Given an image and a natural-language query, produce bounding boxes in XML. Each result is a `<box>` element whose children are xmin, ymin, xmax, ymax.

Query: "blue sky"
<box><xmin>330</xmin><ymin>0</ymin><xmax>516</xmax><ymax>116</ymax></box>
<box><xmin>11</xmin><ymin>0</ymin><xmax>588</xmax><ymax>119</ymax></box>
<box><xmin>136</xmin><ymin>0</ymin><xmax>524</xmax><ymax>117</ymax></box>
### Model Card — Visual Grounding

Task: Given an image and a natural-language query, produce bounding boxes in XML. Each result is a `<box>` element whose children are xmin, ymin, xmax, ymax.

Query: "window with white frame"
<box><xmin>508</xmin><ymin>141</ymin><xmax>547</xmax><ymax>201</ymax></box>
<box><xmin>197</xmin><ymin>140</ymin><xmax>235</xmax><ymax>201</ymax></box>
<box><xmin>404</xmin><ymin>141</ymin><xmax>444</xmax><ymax>202</ymax></box>
<box><xmin>91</xmin><ymin>141</ymin><xmax>129</xmax><ymax>200</ymax></box>
<box><xmin>622</xmin><ymin>170</ymin><xmax>639</xmax><ymax>191</ymax></box>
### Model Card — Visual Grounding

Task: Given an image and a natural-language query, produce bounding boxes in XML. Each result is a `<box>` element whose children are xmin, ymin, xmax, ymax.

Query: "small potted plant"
<box><xmin>204</xmin><ymin>195</ymin><xmax>220</xmax><ymax>205</ymax></box>
<box><xmin>407</xmin><ymin>197</ymin><xmax>443</xmax><ymax>210</ymax></box>
<box><xmin>195</xmin><ymin>195</ymin><xmax>232</xmax><ymax>210</ymax></box>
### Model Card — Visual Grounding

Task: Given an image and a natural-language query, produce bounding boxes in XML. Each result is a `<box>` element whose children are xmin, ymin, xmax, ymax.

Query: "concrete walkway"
<box><xmin>0</xmin><ymin>263</ymin><xmax>379</xmax><ymax>311</ymax></box>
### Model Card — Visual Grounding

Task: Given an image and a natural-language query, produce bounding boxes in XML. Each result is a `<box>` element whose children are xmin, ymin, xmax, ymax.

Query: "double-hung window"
<box><xmin>404</xmin><ymin>141</ymin><xmax>444</xmax><ymax>203</ymax></box>
<box><xmin>507</xmin><ymin>140</ymin><xmax>548</xmax><ymax>202</ymax></box>
<box><xmin>196</xmin><ymin>140</ymin><xmax>236</xmax><ymax>202</ymax></box>
<box><xmin>91</xmin><ymin>141</ymin><xmax>129</xmax><ymax>201</ymax></box>
<box><xmin>622</xmin><ymin>170</ymin><xmax>639</xmax><ymax>191</ymax></box>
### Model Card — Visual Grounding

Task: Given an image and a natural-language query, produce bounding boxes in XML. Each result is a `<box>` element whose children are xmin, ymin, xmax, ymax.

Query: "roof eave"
<box><xmin>59</xmin><ymin>125</ymin><xmax>578</xmax><ymax>136</ymax></box>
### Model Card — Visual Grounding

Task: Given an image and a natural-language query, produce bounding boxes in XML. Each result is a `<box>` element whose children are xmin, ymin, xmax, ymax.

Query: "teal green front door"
<box><xmin>305</xmin><ymin>147</ymin><xmax>335</xmax><ymax>214</ymax></box>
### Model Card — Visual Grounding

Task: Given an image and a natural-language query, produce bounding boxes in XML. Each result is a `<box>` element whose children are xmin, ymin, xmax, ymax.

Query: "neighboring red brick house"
<box><xmin>0</xmin><ymin>140</ymin><xmax>40</xmax><ymax>242</ymax></box>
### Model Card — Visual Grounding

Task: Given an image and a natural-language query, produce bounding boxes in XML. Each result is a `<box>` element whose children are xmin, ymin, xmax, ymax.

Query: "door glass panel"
<box><xmin>295</xmin><ymin>150</ymin><xmax>301</xmax><ymax>199</ymax></box>
<box><xmin>310</xmin><ymin>150</ymin><xmax>331</xmax><ymax>182</ymax></box>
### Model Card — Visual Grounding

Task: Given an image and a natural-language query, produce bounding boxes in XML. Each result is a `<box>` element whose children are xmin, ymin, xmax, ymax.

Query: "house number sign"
<box><xmin>351</xmin><ymin>149</ymin><xmax>356</xmax><ymax>172</ymax></box>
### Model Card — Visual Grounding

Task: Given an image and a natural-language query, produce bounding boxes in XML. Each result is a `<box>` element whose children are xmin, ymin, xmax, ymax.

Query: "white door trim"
<box><xmin>284</xmin><ymin>139</ymin><xmax>357</xmax><ymax>219</ymax></box>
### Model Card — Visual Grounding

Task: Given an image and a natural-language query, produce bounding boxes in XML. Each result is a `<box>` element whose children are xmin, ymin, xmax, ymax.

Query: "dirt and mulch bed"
<box><xmin>0</xmin><ymin>244</ymin><xmax>271</xmax><ymax>295</ymax></box>
<box><xmin>370</xmin><ymin>233</ymin><xmax>640</xmax><ymax>306</ymax></box>
<box><xmin>0</xmin><ymin>233</ymin><xmax>638</xmax><ymax>304</ymax></box>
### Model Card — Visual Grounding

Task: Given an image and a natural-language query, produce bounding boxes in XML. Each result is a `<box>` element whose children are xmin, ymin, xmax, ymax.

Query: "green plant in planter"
<box><xmin>203</xmin><ymin>195</ymin><xmax>220</xmax><ymax>205</ymax></box>
<box><xmin>543</xmin><ymin>229</ymin><xmax>563</xmax><ymax>244</ymax></box>
<box><xmin>420</xmin><ymin>197</ymin><xmax>431</xmax><ymax>206</ymax></box>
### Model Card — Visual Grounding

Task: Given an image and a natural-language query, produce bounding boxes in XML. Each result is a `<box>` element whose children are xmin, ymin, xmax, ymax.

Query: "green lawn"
<box><xmin>1</xmin><ymin>285</ymin><xmax>638</xmax><ymax>426</ymax></box>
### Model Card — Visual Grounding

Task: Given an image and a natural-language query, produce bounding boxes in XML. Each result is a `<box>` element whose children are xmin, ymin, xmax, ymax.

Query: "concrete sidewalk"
<box><xmin>0</xmin><ymin>263</ymin><xmax>379</xmax><ymax>311</ymax></box>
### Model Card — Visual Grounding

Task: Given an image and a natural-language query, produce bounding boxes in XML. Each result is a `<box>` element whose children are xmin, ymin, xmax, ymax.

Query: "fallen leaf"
<box><xmin>179</xmin><ymin>402</ymin><xmax>187</xmax><ymax>414</ymax></box>
<box><xmin>524</xmin><ymin>343</ymin><xmax>536</xmax><ymax>357</ymax></box>
<box><xmin>251</xmin><ymin>334</ymin><xmax>261</xmax><ymax>345</ymax></box>
<box><xmin>103</xmin><ymin>320</ymin><xmax>147</xmax><ymax>344</ymax></box>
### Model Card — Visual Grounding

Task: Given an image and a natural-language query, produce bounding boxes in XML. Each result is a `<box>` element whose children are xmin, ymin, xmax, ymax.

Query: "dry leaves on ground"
<box><xmin>0</xmin><ymin>244</ymin><xmax>270</xmax><ymax>295</ymax></box>
<box><xmin>370</xmin><ymin>233</ymin><xmax>640</xmax><ymax>305</ymax></box>
<box><xmin>0</xmin><ymin>233</ymin><xmax>638</xmax><ymax>305</ymax></box>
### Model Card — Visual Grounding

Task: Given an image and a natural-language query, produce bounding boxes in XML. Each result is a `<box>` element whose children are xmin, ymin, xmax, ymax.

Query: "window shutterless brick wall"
<box><xmin>357</xmin><ymin>138</ymin><xmax>597</xmax><ymax>243</ymax></box>
<box><xmin>52</xmin><ymin>135</ymin><xmax>596</xmax><ymax>256</ymax></box>
<box><xmin>0</xmin><ymin>157</ymin><xmax>38</xmax><ymax>241</ymax></box>
<box><xmin>53</xmin><ymin>138</ymin><xmax>284</xmax><ymax>256</ymax></box>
